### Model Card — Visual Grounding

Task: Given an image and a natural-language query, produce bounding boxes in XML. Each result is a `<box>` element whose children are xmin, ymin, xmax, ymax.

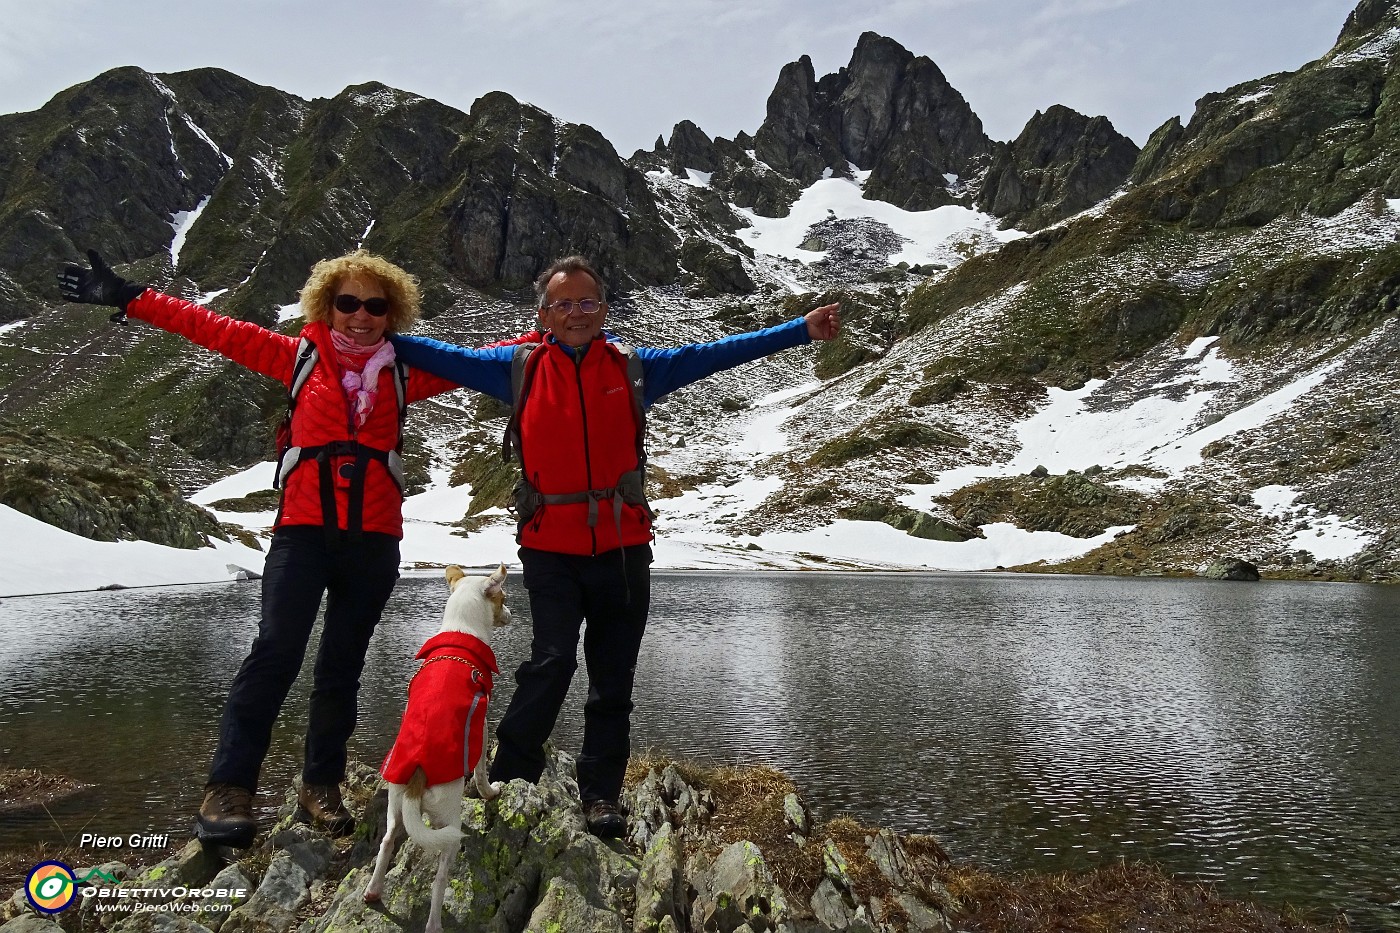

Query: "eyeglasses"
<box><xmin>333</xmin><ymin>294</ymin><xmax>390</xmax><ymax>317</ymax></box>
<box><xmin>544</xmin><ymin>298</ymin><xmax>603</xmax><ymax>316</ymax></box>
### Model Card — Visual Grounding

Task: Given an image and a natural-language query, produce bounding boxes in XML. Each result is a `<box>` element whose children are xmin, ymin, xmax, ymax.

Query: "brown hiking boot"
<box><xmin>297</xmin><ymin>782</ymin><xmax>355</xmax><ymax>837</ymax></box>
<box><xmin>195</xmin><ymin>783</ymin><xmax>257</xmax><ymax>849</ymax></box>
<box><xmin>583</xmin><ymin>799</ymin><xmax>625</xmax><ymax>839</ymax></box>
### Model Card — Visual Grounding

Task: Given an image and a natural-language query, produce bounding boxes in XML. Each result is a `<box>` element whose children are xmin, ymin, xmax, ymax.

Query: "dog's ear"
<box><xmin>484</xmin><ymin>563</ymin><xmax>507</xmax><ymax>598</ymax></box>
<box><xmin>445</xmin><ymin>565</ymin><xmax>465</xmax><ymax>589</ymax></box>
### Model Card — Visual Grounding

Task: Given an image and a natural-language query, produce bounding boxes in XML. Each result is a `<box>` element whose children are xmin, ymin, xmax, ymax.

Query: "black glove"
<box><xmin>56</xmin><ymin>249</ymin><xmax>147</xmax><ymax>324</ymax></box>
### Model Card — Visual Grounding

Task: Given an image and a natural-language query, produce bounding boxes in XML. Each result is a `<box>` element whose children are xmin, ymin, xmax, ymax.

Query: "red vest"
<box><xmin>516</xmin><ymin>339</ymin><xmax>653</xmax><ymax>555</ymax></box>
<box><xmin>380</xmin><ymin>631</ymin><xmax>498</xmax><ymax>785</ymax></box>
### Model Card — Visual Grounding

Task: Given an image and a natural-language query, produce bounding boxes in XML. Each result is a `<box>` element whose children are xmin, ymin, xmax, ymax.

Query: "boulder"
<box><xmin>689</xmin><ymin>841</ymin><xmax>790</xmax><ymax>932</ymax></box>
<box><xmin>1202</xmin><ymin>558</ymin><xmax>1262</xmax><ymax>581</ymax></box>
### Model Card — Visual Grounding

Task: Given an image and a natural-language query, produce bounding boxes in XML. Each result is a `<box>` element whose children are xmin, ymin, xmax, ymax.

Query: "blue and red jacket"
<box><xmin>380</xmin><ymin>631</ymin><xmax>498</xmax><ymax>785</ymax></box>
<box><xmin>389</xmin><ymin>318</ymin><xmax>811</xmax><ymax>555</ymax></box>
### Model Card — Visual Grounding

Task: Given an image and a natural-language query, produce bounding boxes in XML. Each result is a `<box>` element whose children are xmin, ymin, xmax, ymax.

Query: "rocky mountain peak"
<box><xmin>666</xmin><ymin>119</ymin><xmax>721</xmax><ymax>174</ymax></box>
<box><xmin>1336</xmin><ymin>0</ymin><xmax>1399</xmax><ymax>44</ymax></box>
<box><xmin>977</xmin><ymin>104</ymin><xmax>1139</xmax><ymax>229</ymax></box>
<box><xmin>750</xmin><ymin>33</ymin><xmax>992</xmax><ymax>211</ymax></box>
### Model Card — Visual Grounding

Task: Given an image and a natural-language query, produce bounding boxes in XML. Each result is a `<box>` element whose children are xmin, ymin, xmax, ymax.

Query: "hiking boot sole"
<box><xmin>195</xmin><ymin>816</ymin><xmax>257</xmax><ymax>849</ymax></box>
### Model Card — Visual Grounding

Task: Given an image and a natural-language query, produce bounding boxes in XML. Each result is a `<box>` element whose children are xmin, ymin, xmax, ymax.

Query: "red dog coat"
<box><xmin>380</xmin><ymin>631</ymin><xmax>498</xmax><ymax>785</ymax></box>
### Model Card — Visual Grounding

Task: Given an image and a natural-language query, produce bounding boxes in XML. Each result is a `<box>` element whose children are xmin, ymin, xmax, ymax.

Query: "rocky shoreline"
<box><xmin>1</xmin><ymin>756</ymin><xmax>1338</xmax><ymax>933</ymax></box>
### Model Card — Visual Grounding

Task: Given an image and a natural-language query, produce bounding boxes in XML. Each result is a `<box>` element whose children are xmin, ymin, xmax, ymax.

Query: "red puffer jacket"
<box><xmin>126</xmin><ymin>291</ymin><xmax>459</xmax><ymax>538</ymax></box>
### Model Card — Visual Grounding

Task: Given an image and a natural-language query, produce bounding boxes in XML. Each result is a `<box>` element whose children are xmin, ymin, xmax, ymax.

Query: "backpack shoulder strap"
<box><xmin>289</xmin><ymin>336</ymin><xmax>318</xmax><ymax>409</ymax></box>
<box><xmin>609</xmin><ymin>343</ymin><xmax>647</xmax><ymax>465</ymax></box>
<box><xmin>502</xmin><ymin>343</ymin><xmax>544</xmax><ymax>463</ymax></box>
<box><xmin>510</xmin><ymin>343</ymin><xmax>542</xmax><ymax>405</ymax></box>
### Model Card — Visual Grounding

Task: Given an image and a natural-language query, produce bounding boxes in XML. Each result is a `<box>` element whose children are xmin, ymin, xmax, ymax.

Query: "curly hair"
<box><xmin>298</xmin><ymin>249</ymin><xmax>421</xmax><ymax>332</ymax></box>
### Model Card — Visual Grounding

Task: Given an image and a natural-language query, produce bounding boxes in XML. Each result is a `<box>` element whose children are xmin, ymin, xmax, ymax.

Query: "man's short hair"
<box><xmin>534</xmin><ymin>256</ymin><xmax>608</xmax><ymax>308</ymax></box>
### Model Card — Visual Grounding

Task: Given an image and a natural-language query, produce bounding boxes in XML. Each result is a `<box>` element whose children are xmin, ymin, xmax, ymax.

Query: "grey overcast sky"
<box><xmin>0</xmin><ymin>0</ymin><xmax>1361</xmax><ymax>155</ymax></box>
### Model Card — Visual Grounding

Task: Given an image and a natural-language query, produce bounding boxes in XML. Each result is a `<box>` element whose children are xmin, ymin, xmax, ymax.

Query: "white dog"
<box><xmin>364</xmin><ymin>563</ymin><xmax>511</xmax><ymax>933</ymax></box>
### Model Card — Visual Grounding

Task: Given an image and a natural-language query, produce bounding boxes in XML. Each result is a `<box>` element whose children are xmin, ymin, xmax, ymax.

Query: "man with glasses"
<box><xmin>389</xmin><ymin>255</ymin><xmax>840</xmax><ymax>837</ymax></box>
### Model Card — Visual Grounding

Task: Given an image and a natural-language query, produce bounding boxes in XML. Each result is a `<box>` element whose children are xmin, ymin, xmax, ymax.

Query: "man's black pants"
<box><xmin>209</xmin><ymin>526</ymin><xmax>400</xmax><ymax>793</ymax></box>
<box><xmin>490</xmin><ymin>543</ymin><xmax>652</xmax><ymax>804</ymax></box>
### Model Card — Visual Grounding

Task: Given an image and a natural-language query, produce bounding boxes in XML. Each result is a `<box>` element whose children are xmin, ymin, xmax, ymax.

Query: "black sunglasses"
<box><xmin>333</xmin><ymin>294</ymin><xmax>390</xmax><ymax>317</ymax></box>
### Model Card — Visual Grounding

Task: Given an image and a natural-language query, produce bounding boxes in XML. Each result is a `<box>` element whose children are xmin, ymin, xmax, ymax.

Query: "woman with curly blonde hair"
<box><xmin>58</xmin><ymin>247</ymin><xmax>470</xmax><ymax>848</ymax></box>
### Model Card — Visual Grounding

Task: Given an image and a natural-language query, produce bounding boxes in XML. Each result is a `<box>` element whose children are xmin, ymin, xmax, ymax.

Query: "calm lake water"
<box><xmin>1</xmin><ymin>572</ymin><xmax>1397</xmax><ymax>928</ymax></box>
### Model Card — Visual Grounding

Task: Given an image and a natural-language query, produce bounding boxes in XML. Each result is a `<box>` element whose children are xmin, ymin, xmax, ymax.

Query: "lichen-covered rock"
<box><xmin>690</xmin><ymin>841</ymin><xmax>790</xmax><ymax>932</ymax></box>
<box><xmin>867</xmin><ymin>830</ymin><xmax>909</xmax><ymax>888</ymax></box>
<box><xmin>190</xmin><ymin>864</ymin><xmax>252</xmax><ymax>933</ymax></box>
<box><xmin>782</xmin><ymin>793</ymin><xmax>810</xmax><ymax>839</ymax></box>
<box><xmin>0</xmin><ymin>916</ymin><xmax>67</xmax><ymax>933</ymax></box>
<box><xmin>635</xmin><ymin>822</ymin><xmax>685</xmax><ymax>933</ymax></box>
<box><xmin>220</xmin><ymin>856</ymin><xmax>308</xmax><ymax>933</ymax></box>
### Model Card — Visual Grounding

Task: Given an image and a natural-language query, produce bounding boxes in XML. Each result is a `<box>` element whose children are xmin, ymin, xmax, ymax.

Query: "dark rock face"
<box><xmin>0</xmin><ymin>68</ymin><xmax>682</xmax><ymax>327</ymax></box>
<box><xmin>666</xmin><ymin>119</ymin><xmax>721</xmax><ymax>175</ymax></box>
<box><xmin>0</xmin><ymin>66</ymin><xmax>275</xmax><ymax>300</ymax></box>
<box><xmin>978</xmin><ymin>105</ymin><xmax>1140</xmax><ymax>229</ymax></box>
<box><xmin>1337</xmin><ymin>0</ymin><xmax>1396</xmax><ymax>43</ymax></box>
<box><xmin>752</xmin><ymin>33</ymin><xmax>994</xmax><ymax>210</ymax></box>
<box><xmin>1129</xmin><ymin>117</ymin><xmax>1185</xmax><ymax>185</ymax></box>
<box><xmin>679</xmin><ymin>238</ymin><xmax>756</xmax><ymax>295</ymax></box>
<box><xmin>1122</xmin><ymin>47</ymin><xmax>1390</xmax><ymax>231</ymax></box>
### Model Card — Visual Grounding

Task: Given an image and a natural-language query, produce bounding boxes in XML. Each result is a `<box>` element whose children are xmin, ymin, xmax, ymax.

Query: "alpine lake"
<box><xmin>1</xmin><ymin>571</ymin><xmax>1397</xmax><ymax>929</ymax></box>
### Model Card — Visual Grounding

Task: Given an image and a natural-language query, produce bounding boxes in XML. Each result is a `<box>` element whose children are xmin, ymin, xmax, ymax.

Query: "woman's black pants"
<box><xmin>208</xmin><ymin>526</ymin><xmax>400</xmax><ymax>793</ymax></box>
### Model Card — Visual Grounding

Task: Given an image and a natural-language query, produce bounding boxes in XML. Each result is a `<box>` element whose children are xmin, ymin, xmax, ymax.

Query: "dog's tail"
<box><xmin>400</xmin><ymin>768</ymin><xmax>462</xmax><ymax>852</ymax></box>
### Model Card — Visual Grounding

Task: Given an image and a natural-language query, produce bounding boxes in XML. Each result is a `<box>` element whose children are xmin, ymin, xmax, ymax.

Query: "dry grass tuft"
<box><xmin>0</xmin><ymin>768</ymin><xmax>92</xmax><ymax>813</ymax></box>
<box><xmin>623</xmin><ymin>756</ymin><xmax>1342</xmax><ymax>933</ymax></box>
<box><xmin>933</xmin><ymin>859</ymin><xmax>1345</xmax><ymax>933</ymax></box>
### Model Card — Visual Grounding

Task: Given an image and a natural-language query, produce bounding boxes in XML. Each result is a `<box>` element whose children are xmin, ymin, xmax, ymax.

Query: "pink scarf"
<box><xmin>331</xmin><ymin>331</ymin><xmax>396</xmax><ymax>428</ymax></box>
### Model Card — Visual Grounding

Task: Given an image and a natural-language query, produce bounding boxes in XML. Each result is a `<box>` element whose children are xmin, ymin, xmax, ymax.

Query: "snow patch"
<box><xmin>169</xmin><ymin>196</ymin><xmax>211</xmax><ymax>269</ymax></box>
<box><xmin>0</xmin><ymin>505</ymin><xmax>266</xmax><ymax>598</ymax></box>
<box><xmin>1329</xmin><ymin>25</ymin><xmax>1400</xmax><ymax>67</ymax></box>
<box><xmin>735</xmin><ymin>175</ymin><xmax>1022</xmax><ymax>267</ymax></box>
<box><xmin>745</xmin><ymin>520</ymin><xmax>1132</xmax><ymax>571</ymax></box>
<box><xmin>277</xmin><ymin>302</ymin><xmax>304</xmax><ymax>324</ymax></box>
<box><xmin>1252</xmin><ymin>485</ymin><xmax>1372</xmax><ymax>560</ymax></box>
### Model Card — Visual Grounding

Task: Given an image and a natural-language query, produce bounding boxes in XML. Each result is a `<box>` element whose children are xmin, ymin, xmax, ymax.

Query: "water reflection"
<box><xmin>1</xmin><ymin>572</ymin><xmax>1396</xmax><ymax>927</ymax></box>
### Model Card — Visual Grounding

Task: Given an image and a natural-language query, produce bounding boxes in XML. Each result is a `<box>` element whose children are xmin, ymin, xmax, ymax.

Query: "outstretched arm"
<box><xmin>58</xmin><ymin>249</ymin><xmax>296</xmax><ymax>381</ymax></box>
<box><xmin>389</xmin><ymin>333</ymin><xmax>515</xmax><ymax>403</ymax></box>
<box><xmin>638</xmin><ymin>303</ymin><xmax>841</xmax><ymax>406</ymax></box>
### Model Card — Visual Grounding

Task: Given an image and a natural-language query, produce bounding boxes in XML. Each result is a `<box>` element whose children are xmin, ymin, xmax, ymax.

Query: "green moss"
<box><xmin>810</xmin><ymin>420</ymin><xmax>968</xmax><ymax>467</ymax></box>
<box><xmin>946</xmin><ymin>472</ymin><xmax>1146</xmax><ymax>538</ymax></box>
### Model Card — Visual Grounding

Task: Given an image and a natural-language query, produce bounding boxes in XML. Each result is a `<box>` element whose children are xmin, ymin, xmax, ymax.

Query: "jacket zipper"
<box><xmin>573</xmin><ymin>354</ymin><xmax>597</xmax><ymax>556</ymax></box>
